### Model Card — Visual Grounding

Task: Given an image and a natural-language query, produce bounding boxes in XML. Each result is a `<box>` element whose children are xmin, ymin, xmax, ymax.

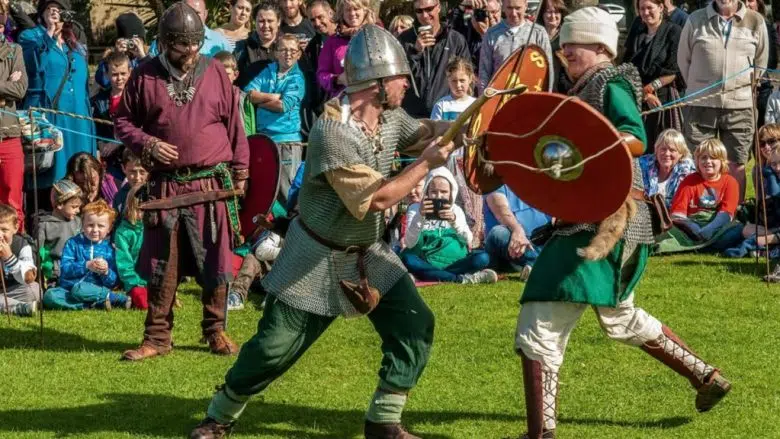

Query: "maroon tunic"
<box><xmin>114</xmin><ymin>57</ymin><xmax>249</xmax><ymax>286</ymax></box>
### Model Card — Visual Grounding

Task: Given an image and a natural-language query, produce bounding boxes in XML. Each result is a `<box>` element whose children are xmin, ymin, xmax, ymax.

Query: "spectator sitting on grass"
<box><xmin>34</xmin><ymin>179</ymin><xmax>82</xmax><ymax>287</ymax></box>
<box><xmin>113</xmin><ymin>185</ymin><xmax>148</xmax><ymax>310</ymax></box>
<box><xmin>43</xmin><ymin>200</ymin><xmax>127</xmax><ymax>310</ymax></box>
<box><xmin>639</xmin><ymin>128</ymin><xmax>696</xmax><ymax>208</ymax></box>
<box><xmin>0</xmin><ymin>203</ymin><xmax>40</xmax><ymax>317</ymax></box>
<box><xmin>401</xmin><ymin>167</ymin><xmax>498</xmax><ymax>284</ymax></box>
<box><xmin>670</xmin><ymin>138</ymin><xmax>742</xmax><ymax>251</ymax></box>
<box><xmin>112</xmin><ymin>149</ymin><xmax>149</xmax><ymax>219</ymax></box>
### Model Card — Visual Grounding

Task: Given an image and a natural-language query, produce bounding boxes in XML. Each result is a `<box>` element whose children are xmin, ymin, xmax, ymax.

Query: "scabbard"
<box><xmin>140</xmin><ymin>189</ymin><xmax>244</xmax><ymax>210</ymax></box>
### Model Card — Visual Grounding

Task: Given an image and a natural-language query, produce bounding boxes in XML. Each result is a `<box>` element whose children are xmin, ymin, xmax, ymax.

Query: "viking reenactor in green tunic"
<box><xmin>513</xmin><ymin>8</ymin><xmax>732</xmax><ymax>439</ymax></box>
<box><xmin>190</xmin><ymin>24</ymin><xmax>458</xmax><ymax>439</ymax></box>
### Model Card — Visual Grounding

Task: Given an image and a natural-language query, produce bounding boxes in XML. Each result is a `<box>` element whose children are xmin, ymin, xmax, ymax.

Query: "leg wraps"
<box><xmin>641</xmin><ymin>325</ymin><xmax>716</xmax><ymax>389</ymax></box>
<box><xmin>207</xmin><ymin>385</ymin><xmax>250</xmax><ymax>424</ymax></box>
<box><xmin>521</xmin><ymin>352</ymin><xmax>558</xmax><ymax>437</ymax></box>
<box><xmin>365</xmin><ymin>387</ymin><xmax>408</xmax><ymax>424</ymax></box>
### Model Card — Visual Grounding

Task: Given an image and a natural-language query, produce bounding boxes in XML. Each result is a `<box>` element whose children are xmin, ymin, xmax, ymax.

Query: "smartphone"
<box><xmin>425</xmin><ymin>199</ymin><xmax>447</xmax><ymax>220</ymax></box>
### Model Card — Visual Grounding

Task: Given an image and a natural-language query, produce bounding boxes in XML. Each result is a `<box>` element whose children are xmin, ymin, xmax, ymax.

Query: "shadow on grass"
<box><xmin>560</xmin><ymin>415</ymin><xmax>692</xmax><ymax>429</ymax></box>
<box><xmin>670</xmin><ymin>258</ymin><xmax>766</xmax><ymax>276</ymax></box>
<box><xmin>0</xmin><ymin>392</ymin><xmax>693</xmax><ymax>438</ymax></box>
<box><xmin>0</xmin><ymin>392</ymin><xmax>511</xmax><ymax>438</ymax></box>
<box><xmin>0</xmin><ymin>325</ymin><xmax>136</xmax><ymax>352</ymax></box>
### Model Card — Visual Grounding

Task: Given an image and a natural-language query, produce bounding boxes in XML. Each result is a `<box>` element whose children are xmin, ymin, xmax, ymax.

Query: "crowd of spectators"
<box><xmin>2</xmin><ymin>0</ymin><xmax>780</xmax><ymax>317</ymax></box>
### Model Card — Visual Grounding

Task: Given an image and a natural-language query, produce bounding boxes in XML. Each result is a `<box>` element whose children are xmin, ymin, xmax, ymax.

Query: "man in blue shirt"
<box><xmin>147</xmin><ymin>0</ymin><xmax>230</xmax><ymax>58</ymax></box>
<box><xmin>483</xmin><ymin>184</ymin><xmax>551</xmax><ymax>279</ymax></box>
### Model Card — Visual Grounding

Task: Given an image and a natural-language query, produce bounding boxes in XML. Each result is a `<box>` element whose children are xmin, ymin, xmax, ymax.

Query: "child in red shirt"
<box><xmin>671</xmin><ymin>138</ymin><xmax>739</xmax><ymax>242</ymax></box>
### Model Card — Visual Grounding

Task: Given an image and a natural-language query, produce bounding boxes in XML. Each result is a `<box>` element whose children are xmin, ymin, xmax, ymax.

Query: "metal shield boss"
<box><xmin>239</xmin><ymin>134</ymin><xmax>281</xmax><ymax>238</ymax></box>
<box><xmin>463</xmin><ymin>44</ymin><xmax>550</xmax><ymax>194</ymax></box>
<box><xmin>486</xmin><ymin>92</ymin><xmax>633</xmax><ymax>223</ymax></box>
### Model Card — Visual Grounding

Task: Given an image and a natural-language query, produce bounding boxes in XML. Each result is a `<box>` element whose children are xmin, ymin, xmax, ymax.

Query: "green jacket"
<box><xmin>113</xmin><ymin>218</ymin><xmax>147</xmax><ymax>291</ymax></box>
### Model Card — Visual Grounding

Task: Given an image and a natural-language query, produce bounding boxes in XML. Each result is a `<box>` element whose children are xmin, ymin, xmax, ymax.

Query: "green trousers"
<box><xmin>225</xmin><ymin>274</ymin><xmax>435</xmax><ymax>396</ymax></box>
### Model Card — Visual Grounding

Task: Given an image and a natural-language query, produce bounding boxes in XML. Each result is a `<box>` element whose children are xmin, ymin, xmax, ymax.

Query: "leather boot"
<box><xmin>641</xmin><ymin>325</ymin><xmax>731</xmax><ymax>412</ymax></box>
<box><xmin>206</xmin><ymin>331</ymin><xmax>239</xmax><ymax>356</ymax></box>
<box><xmin>189</xmin><ymin>417</ymin><xmax>234</xmax><ymax>439</ymax></box>
<box><xmin>121</xmin><ymin>343</ymin><xmax>172</xmax><ymax>362</ymax></box>
<box><xmin>519</xmin><ymin>352</ymin><xmax>557</xmax><ymax>439</ymax></box>
<box><xmin>364</xmin><ymin>420</ymin><xmax>420</xmax><ymax>439</ymax></box>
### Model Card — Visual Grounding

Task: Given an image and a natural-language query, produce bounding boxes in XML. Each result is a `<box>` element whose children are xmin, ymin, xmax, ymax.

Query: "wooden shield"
<box><xmin>486</xmin><ymin>92</ymin><xmax>633</xmax><ymax>223</ymax></box>
<box><xmin>463</xmin><ymin>44</ymin><xmax>550</xmax><ymax>194</ymax></box>
<box><xmin>240</xmin><ymin>134</ymin><xmax>281</xmax><ymax>238</ymax></box>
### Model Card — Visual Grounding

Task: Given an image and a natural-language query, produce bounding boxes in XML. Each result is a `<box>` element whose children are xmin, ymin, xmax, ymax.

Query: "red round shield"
<box><xmin>486</xmin><ymin>92</ymin><xmax>633</xmax><ymax>223</ymax></box>
<box><xmin>240</xmin><ymin>134</ymin><xmax>281</xmax><ymax>238</ymax></box>
<box><xmin>464</xmin><ymin>44</ymin><xmax>550</xmax><ymax>194</ymax></box>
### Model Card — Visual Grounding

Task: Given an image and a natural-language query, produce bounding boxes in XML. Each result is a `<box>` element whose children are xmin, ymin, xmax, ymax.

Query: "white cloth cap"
<box><xmin>559</xmin><ymin>6</ymin><xmax>619</xmax><ymax>59</ymax></box>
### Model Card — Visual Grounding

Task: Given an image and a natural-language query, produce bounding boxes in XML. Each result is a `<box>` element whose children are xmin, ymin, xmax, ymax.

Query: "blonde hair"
<box><xmin>124</xmin><ymin>185</ymin><xmax>143</xmax><ymax>225</ymax></box>
<box><xmin>654</xmin><ymin>129</ymin><xmax>690</xmax><ymax>159</ymax></box>
<box><xmin>759</xmin><ymin>123</ymin><xmax>780</xmax><ymax>143</ymax></box>
<box><xmin>335</xmin><ymin>0</ymin><xmax>374</xmax><ymax>27</ymax></box>
<box><xmin>389</xmin><ymin>15</ymin><xmax>413</xmax><ymax>33</ymax></box>
<box><xmin>694</xmin><ymin>138</ymin><xmax>729</xmax><ymax>174</ymax></box>
<box><xmin>81</xmin><ymin>199</ymin><xmax>117</xmax><ymax>225</ymax></box>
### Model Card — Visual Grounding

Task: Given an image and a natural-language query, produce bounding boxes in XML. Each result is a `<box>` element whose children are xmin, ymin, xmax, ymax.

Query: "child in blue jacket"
<box><xmin>43</xmin><ymin>200</ymin><xmax>128</xmax><ymax>310</ymax></box>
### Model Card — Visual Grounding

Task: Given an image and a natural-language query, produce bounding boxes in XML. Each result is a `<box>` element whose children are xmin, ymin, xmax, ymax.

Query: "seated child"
<box><xmin>113</xmin><ymin>149</ymin><xmax>149</xmax><ymax>217</ymax></box>
<box><xmin>670</xmin><ymin>138</ymin><xmax>742</xmax><ymax>251</ymax></box>
<box><xmin>43</xmin><ymin>200</ymin><xmax>128</xmax><ymax>310</ymax></box>
<box><xmin>113</xmin><ymin>185</ymin><xmax>148</xmax><ymax>309</ymax></box>
<box><xmin>726</xmin><ymin>140</ymin><xmax>780</xmax><ymax>258</ymax></box>
<box><xmin>35</xmin><ymin>179</ymin><xmax>83</xmax><ymax>287</ymax></box>
<box><xmin>401</xmin><ymin>168</ymin><xmax>498</xmax><ymax>284</ymax></box>
<box><xmin>0</xmin><ymin>204</ymin><xmax>40</xmax><ymax>316</ymax></box>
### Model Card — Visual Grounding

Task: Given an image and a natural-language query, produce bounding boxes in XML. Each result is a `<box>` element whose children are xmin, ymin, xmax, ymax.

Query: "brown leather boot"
<box><xmin>364</xmin><ymin>421</ymin><xmax>420</xmax><ymax>439</ymax></box>
<box><xmin>206</xmin><ymin>331</ymin><xmax>239</xmax><ymax>356</ymax></box>
<box><xmin>519</xmin><ymin>352</ymin><xmax>558</xmax><ymax>439</ymax></box>
<box><xmin>189</xmin><ymin>417</ymin><xmax>233</xmax><ymax>439</ymax></box>
<box><xmin>121</xmin><ymin>343</ymin><xmax>172</xmax><ymax>361</ymax></box>
<box><xmin>641</xmin><ymin>325</ymin><xmax>731</xmax><ymax>412</ymax></box>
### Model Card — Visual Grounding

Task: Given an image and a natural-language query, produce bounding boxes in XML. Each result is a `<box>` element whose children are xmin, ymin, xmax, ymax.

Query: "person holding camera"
<box><xmin>94</xmin><ymin>12</ymin><xmax>146</xmax><ymax>91</ymax></box>
<box><xmin>398</xmin><ymin>0</ymin><xmax>470</xmax><ymax>118</ymax></box>
<box><xmin>18</xmin><ymin>0</ymin><xmax>95</xmax><ymax>212</ymax></box>
<box><xmin>401</xmin><ymin>167</ymin><xmax>498</xmax><ymax>284</ymax></box>
<box><xmin>447</xmin><ymin>0</ymin><xmax>501</xmax><ymax>68</ymax></box>
<box><xmin>478</xmin><ymin>0</ymin><xmax>553</xmax><ymax>93</ymax></box>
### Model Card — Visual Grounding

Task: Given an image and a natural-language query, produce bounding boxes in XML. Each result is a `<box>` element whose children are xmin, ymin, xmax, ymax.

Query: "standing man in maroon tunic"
<box><xmin>114</xmin><ymin>2</ymin><xmax>250</xmax><ymax>361</ymax></box>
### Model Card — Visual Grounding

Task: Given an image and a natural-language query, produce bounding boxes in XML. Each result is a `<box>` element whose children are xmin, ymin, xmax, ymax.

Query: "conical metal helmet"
<box><xmin>158</xmin><ymin>2</ymin><xmax>205</xmax><ymax>48</ymax></box>
<box><xmin>344</xmin><ymin>24</ymin><xmax>418</xmax><ymax>96</ymax></box>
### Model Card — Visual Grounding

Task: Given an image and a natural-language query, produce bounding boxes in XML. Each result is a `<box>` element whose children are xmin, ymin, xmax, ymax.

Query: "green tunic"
<box><xmin>521</xmin><ymin>72</ymin><xmax>651</xmax><ymax>308</ymax></box>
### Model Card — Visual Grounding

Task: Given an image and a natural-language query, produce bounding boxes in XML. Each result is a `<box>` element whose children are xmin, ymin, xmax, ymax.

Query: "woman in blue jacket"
<box><xmin>19</xmin><ymin>0</ymin><xmax>95</xmax><ymax>207</ymax></box>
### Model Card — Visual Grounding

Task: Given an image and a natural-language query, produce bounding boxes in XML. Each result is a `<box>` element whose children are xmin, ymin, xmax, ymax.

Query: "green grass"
<box><xmin>1</xmin><ymin>254</ymin><xmax>779</xmax><ymax>438</ymax></box>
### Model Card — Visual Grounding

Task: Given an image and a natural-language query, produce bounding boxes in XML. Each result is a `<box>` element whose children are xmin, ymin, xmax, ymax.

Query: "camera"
<box><xmin>474</xmin><ymin>8</ymin><xmax>488</xmax><ymax>22</ymax></box>
<box><xmin>60</xmin><ymin>10</ymin><xmax>75</xmax><ymax>23</ymax></box>
<box><xmin>425</xmin><ymin>199</ymin><xmax>448</xmax><ymax>220</ymax></box>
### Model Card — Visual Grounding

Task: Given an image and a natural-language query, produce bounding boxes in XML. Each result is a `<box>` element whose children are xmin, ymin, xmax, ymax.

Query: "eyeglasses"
<box><xmin>277</xmin><ymin>49</ymin><xmax>299</xmax><ymax>55</ymax></box>
<box><xmin>760</xmin><ymin>138</ymin><xmax>779</xmax><ymax>147</ymax></box>
<box><xmin>415</xmin><ymin>3</ymin><xmax>439</xmax><ymax>14</ymax></box>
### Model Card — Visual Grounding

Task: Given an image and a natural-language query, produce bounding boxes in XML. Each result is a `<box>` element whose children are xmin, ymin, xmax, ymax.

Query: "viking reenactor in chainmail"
<box><xmin>190</xmin><ymin>24</ymin><xmax>457</xmax><ymax>439</ymax></box>
<box><xmin>513</xmin><ymin>8</ymin><xmax>731</xmax><ymax>439</ymax></box>
<box><xmin>114</xmin><ymin>2</ymin><xmax>249</xmax><ymax>361</ymax></box>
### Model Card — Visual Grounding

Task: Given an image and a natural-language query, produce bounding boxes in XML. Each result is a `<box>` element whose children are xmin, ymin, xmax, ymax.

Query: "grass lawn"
<box><xmin>1</xmin><ymin>254</ymin><xmax>778</xmax><ymax>439</ymax></box>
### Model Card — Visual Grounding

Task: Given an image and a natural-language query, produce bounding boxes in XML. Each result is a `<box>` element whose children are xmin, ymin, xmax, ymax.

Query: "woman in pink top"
<box><xmin>316</xmin><ymin>0</ymin><xmax>374</xmax><ymax>98</ymax></box>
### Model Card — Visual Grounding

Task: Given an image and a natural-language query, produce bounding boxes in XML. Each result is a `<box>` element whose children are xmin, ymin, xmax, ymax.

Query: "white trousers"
<box><xmin>515</xmin><ymin>294</ymin><xmax>663</xmax><ymax>372</ymax></box>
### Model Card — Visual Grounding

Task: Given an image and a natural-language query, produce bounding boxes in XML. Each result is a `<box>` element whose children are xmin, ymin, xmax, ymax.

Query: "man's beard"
<box><xmin>168</xmin><ymin>52</ymin><xmax>200</xmax><ymax>73</ymax></box>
